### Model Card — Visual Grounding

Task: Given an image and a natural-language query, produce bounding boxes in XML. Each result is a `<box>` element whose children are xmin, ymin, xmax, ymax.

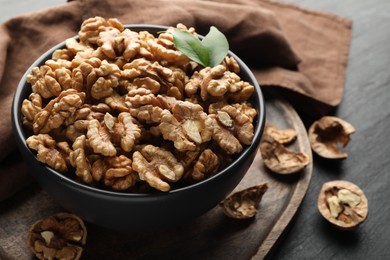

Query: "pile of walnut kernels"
<box><xmin>21</xmin><ymin>17</ymin><xmax>257</xmax><ymax>192</ymax></box>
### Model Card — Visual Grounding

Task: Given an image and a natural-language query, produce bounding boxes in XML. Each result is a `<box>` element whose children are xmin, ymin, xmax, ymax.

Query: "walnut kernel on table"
<box><xmin>317</xmin><ymin>180</ymin><xmax>368</xmax><ymax>230</ymax></box>
<box><xmin>28</xmin><ymin>213</ymin><xmax>87</xmax><ymax>260</ymax></box>
<box><xmin>21</xmin><ymin>16</ymin><xmax>258</xmax><ymax>192</ymax></box>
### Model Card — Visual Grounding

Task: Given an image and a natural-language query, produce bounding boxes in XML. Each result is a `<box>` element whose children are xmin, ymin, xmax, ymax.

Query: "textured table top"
<box><xmin>1</xmin><ymin>0</ymin><xmax>389</xmax><ymax>259</ymax></box>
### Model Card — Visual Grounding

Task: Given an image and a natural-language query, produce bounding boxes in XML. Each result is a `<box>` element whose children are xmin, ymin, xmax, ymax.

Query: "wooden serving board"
<box><xmin>0</xmin><ymin>94</ymin><xmax>312</xmax><ymax>260</ymax></box>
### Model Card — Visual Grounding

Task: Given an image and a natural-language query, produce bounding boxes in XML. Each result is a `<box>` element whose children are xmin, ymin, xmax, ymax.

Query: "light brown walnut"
<box><xmin>65</xmin><ymin>120</ymin><xmax>89</xmax><ymax>142</ymax></box>
<box><xmin>159</xmin><ymin>109</ymin><xmax>196</xmax><ymax>152</ymax></box>
<box><xmin>91</xmin><ymin>155</ymin><xmax>137</xmax><ymax>190</ymax></box>
<box><xmin>26</xmin><ymin>134</ymin><xmax>68</xmax><ymax>173</ymax></box>
<box><xmin>125</xmin><ymin>77</ymin><xmax>161</xmax><ymax>108</ymax></box>
<box><xmin>147</xmin><ymin>37</ymin><xmax>189</xmax><ymax>66</ymax></box>
<box><xmin>68</xmin><ymin>60</ymin><xmax>95</xmax><ymax>92</ymax></box>
<box><xmin>52</xmin><ymin>48</ymin><xmax>74</xmax><ymax>61</ymax></box>
<box><xmin>122</xmin><ymin>58</ymin><xmax>186</xmax><ymax>102</ymax></box>
<box><xmin>33</xmin><ymin>89</ymin><xmax>86</xmax><ymax>134</ymax></box>
<box><xmin>117</xmin><ymin>112</ymin><xmax>142</xmax><ymax>152</ymax></box>
<box><xmin>104</xmin><ymin>91</ymin><xmax>128</xmax><ymax>112</ymax></box>
<box><xmin>130</xmin><ymin>104</ymin><xmax>163</xmax><ymax>125</ymax></box>
<box><xmin>97</xmin><ymin>27</ymin><xmax>122</xmax><ymax>59</ymax></box>
<box><xmin>97</xmin><ymin>28</ymin><xmax>141</xmax><ymax>60</ymax></box>
<box><xmin>231</xmin><ymin>102</ymin><xmax>257</xmax><ymax>123</ymax></box>
<box><xmin>209</xmin><ymin>104</ymin><xmax>255</xmax><ymax>154</ymax></box>
<box><xmin>65</xmin><ymin>103</ymin><xmax>111</xmax><ymax>126</ymax></box>
<box><xmin>159</xmin><ymin>101</ymin><xmax>213</xmax><ymax>152</ymax></box>
<box><xmin>69</xmin><ymin>135</ymin><xmax>93</xmax><ymax>183</ymax></box>
<box><xmin>220</xmin><ymin>104</ymin><xmax>254</xmax><ymax>145</ymax></box>
<box><xmin>79</xmin><ymin>16</ymin><xmax>123</xmax><ymax>45</ymax></box>
<box><xmin>89</xmin><ymin>60</ymin><xmax>121</xmax><ymax>100</ymax></box>
<box><xmin>21</xmin><ymin>93</ymin><xmax>42</xmax><ymax>127</ymax></box>
<box><xmin>65</xmin><ymin>37</ymin><xmax>93</xmax><ymax>55</ymax></box>
<box><xmin>54</xmin><ymin>67</ymin><xmax>73</xmax><ymax>90</ymax></box>
<box><xmin>27</xmin><ymin>65</ymin><xmax>62</xmax><ymax>99</ymax></box>
<box><xmin>132</xmin><ymin>145</ymin><xmax>184</xmax><ymax>192</ymax></box>
<box><xmin>86</xmin><ymin>112</ymin><xmax>141</xmax><ymax>157</ymax></box>
<box><xmin>191</xmin><ymin>149</ymin><xmax>220</xmax><ymax>181</ymax></box>
<box><xmin>121</xmin><ymin>58</ymin><xmax>150</xmax><ymax>80</ymax></box>
<box><xmin>185</xmin><ymin>65</ymin><xmax>254</xmax><ymax>102</ymax></box>
<box><xmin>45</xmin><ymin>58</ymin><xmax>74</xmax><ymax>72</ymax></box>
<box><xmin>87</xmin><ymin>119</ymin><xmax>117</xmax><ymax>157</ymax></box>
<box><xmin>223</xmin><ymin>56</ymin><xmax>240</xmax><ymax>74</ymax></box>
<box><xmin>210</xmin><ymin>114</ymin><xmax>242</xmax><ymax>155</ymax></box>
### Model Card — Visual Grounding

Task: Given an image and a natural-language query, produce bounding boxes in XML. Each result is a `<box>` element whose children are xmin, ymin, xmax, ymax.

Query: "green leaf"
<box><xmin>201</xmin><ymin>26</ymin><xmax>229</xmax><ymax>67</ymax></box>
<box><xmin>172</xmin><ymin>30</ymin><xmax>210</xmax><ymax>67</ymax></box>
<box><xmin>172</xmin><ymin>26</ymin><xmax>230</xmax><ymax>67</ymax></box>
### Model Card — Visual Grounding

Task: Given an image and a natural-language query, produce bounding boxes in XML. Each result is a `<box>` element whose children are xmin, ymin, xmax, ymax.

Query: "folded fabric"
<box><xmin>0</xmin><ymin>0</ymin><xmax>352</xmax><ymax>201</ymax></box>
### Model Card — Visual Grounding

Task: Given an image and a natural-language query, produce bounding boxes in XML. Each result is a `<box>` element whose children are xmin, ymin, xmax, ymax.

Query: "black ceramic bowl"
<box><xmin>12</xmin><ymin>25</ymin><xmax>265</xmax><ymax>232</ymax></box>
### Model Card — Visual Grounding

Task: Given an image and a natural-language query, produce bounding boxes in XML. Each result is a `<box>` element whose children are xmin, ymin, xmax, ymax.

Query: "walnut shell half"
<box><xmin>317</xmin><ymin>180</ymin><xmax>368</xmax><ymax>230</ymax></box>
<box><xmin>27</xmin><ymin>212</ymin><xmax>87</xmax><ymax>260</ymax></box>
<box><xmin>220</xmin><ymin>183</ymin><xmax>268</xmax><ymax>219</ymax></box>
<box><xmin>308</xmin><ymin>116</ymin><xmax>355</xmax><ymax>159</ymax></box>
<box><xmin>264</xmin><ymin>124</ymin><xmax>297</xmax><ymax>144</ymax></box>
<box><xmin>260</xmin><ymin>133</ymin><xmax>309</xmax><ymax>175</ymax></box>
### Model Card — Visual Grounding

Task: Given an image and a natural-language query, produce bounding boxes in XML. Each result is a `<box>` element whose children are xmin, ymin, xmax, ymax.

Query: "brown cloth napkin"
<box><xmin>0</xmin><ymin>0</ymin><xmax>352</xmax><ymax>201</ymax></box>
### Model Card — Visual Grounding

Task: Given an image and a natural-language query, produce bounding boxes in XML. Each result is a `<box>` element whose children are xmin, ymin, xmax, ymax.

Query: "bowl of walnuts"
<box><xmin>12</xmin><ymin>17</ymin><xmax>265</xmax><ymax>231</ymax></box>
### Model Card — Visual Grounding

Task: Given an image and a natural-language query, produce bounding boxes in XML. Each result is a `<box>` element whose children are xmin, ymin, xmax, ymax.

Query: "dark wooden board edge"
<box><xmin>253</xmin><ymin>93</ymin><xmax>313</xmax><ymax>258</ymax></box>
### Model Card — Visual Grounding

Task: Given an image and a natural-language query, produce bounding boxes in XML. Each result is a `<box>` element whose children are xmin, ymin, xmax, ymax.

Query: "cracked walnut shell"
<box><xmin>260</xmin><ymin>125</ymin><xmax>309</xmax><ymax>174</ymax></box>
<box><xmin>318</xmin><ymin>180</ymin><xmax>368</xmax><ymax>230</ymax></box>
<box><xmin>264</xmin><ymin>124</ymin><xmax>297</xmax><ymax>144</ymax></box>
<box><xmin>27</xmin><ymin>212</ymin><xmax>87</xmax><ymax>260</ymax></box>
<box><xmin>220</xmin><ymin>183</ymin><xmax>268</xmax><ymax>219</ymax></box>
<box><xmin>309</xmin><ymin>116</ymin><xmax>355</xmax><ymax>159</ymax></box>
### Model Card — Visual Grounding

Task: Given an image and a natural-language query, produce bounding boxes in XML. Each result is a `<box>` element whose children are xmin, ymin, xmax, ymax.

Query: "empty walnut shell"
<box><xmin>264</xmin><ymin>125</ymin><xmax>297</xmax><ymax>144</ymax></box>
<box><xmin>260</xmin><ymin>134</ymin><xmax>310</xmax><ymax>175</ymax></box>
<box><xmin>27</xmin><ymin>212</ymin><xmax>87</xmax><ymax>260</ymax></box>
<box><xmin>308</xmin><ymin>116</ymin><xmax>355</xmax><ymax>159</ymax></box>
<box><xmin>220</xmin><ymin>183</ymin><xmax>268</xmax><ymax>219</ymax></box>
<box><xmin>317</xmin><ymin>180</ymin><xmax>368</xmax><ymax>230</ymax></box>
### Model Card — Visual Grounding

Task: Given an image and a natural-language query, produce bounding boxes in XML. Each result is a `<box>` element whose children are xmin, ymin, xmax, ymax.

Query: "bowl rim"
<box><xmin>11</xmin><ymin>24</ymin><xmax>265</xmax><ymax>198</ymax></box>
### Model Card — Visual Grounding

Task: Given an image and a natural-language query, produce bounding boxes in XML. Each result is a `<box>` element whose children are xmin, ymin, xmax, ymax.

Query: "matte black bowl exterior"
<box><xmin>12</xmin><ymin>25</ymin><xmax>265</xmax><ymax>232</ymax></box>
